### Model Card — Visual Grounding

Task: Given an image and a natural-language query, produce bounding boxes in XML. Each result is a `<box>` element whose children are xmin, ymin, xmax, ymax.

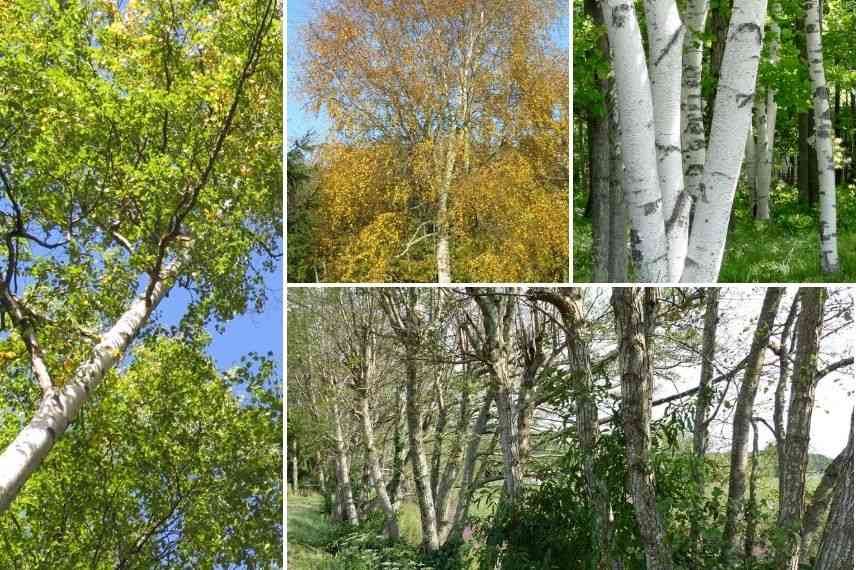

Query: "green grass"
<box><xmin>573</xmin><ymin>183</ymin><xmax>856</xmax><ymax>282</ymax></box>
<box><xmin>287</xmin><ymin>493</ymin><xmax>336</xmax><ymax>570</ymax></box>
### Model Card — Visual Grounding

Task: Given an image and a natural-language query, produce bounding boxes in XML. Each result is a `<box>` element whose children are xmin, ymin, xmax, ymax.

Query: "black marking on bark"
<box><xmin>814</xmin><ymin>86</ymin><xmax>829</xmax><ymax>100</ymax></box>
<box><xmin>612</xmin><ymin>4</ymin><xmax>631</xmax><ymax>27</ymax></box>
<box><xmin>684</xmin><ymin>256</ymin><xmax>700</xmax><ymax>268</ymax></box>
<box><xmin>698</xmin><ymin>182</ymin><xmax>710</xmax><ymax>203</ymax></box>
<box><xmin>712</xmin><ymin>171</ymin><xmax>735</xmax><ymax>180</ymax></box>
<box><xmin>666</xmin><ymin>191</ymin><xmax>692</xmax><ymax>232</ymax></box>
<box><xmin>629</xmin><ymin>230</ymin><xmax>643</xmax><ymax>263</ymax></box>
<box><xmin>656</xmin><ymin>144</ymin><xmax>682</xmax><ymax>157</ymax></box>
<box><xmin>736</xmin><ymin>92</ymin><xmax>754</xmax><ymax>107</ymax></box>
<box><xmin>643</xmin><ymin>198</ymin><xmax>662</xmax><ymax>215</ymax></box>
<box><xmin>734</xmin><ymin>22</ymin><xmax>762</xmax><ymax>45</ymax></box>
<box><xmin>685</xmin><ymin>163</ymin><xmax>704</xmax><ymax>176</ymax></box>
<box><xmin>688</xmin><ymin>137</ymin><xmax>705</xmax><ymax>148</ymax></box>
<box><xmin>46</xmin><ymin>426</ymin><xmax>57</xmax><ymax>441</ymax></box>
<box><xmin>806</xmin><ymin>23</ymin><xmax>817</xmax><ymax>34</ymax></box>
<box><xmin>654</xmin><ymin>25</ymin><xmax>685</xmax><ymax>66</ymax></box>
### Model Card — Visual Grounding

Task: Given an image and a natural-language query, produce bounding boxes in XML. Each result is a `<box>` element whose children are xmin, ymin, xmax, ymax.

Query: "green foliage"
<box><xmin>0</xmin><ymin>337</ymin><xmax>283</xmax><ymax>568</ymax></box>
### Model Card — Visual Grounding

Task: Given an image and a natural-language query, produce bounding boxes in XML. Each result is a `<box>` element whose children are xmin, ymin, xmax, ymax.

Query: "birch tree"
<box><xmin>0</xmin><ymin>0</ymin><xmax>280</xmax><ymax>512</ymax></box>
<box><xmin>721</xmin><ymin>287</ymin><xmax>784</xmax><ymax>561</ymax></box>
<box><xmin>611</xmin><ymin>287</ymin><xmax>674</xmax><ymax>570</ymax></box>
<box><xmin>805</xmin><ymin>0</ymin><xmax>841</xmax><ymax>273</ymax></box>
<box><xmin>300</xmin><ymin>0</ymin><xmax>566</xmax><ymax>283</ymax></box>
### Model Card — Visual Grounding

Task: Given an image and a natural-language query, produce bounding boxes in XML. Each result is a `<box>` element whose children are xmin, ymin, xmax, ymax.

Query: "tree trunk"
<box><xmin>756</xmin><ymin>7</ymin><xmax>781</xmax><ymax>219</ymax></box>
<box><xmin>608</xmin><ymin>78</ymin><xmax>628</xmax><ymax>282</ymax></box>
<box><xmin>0</xmin><ymin>265</ymin><xmax>179</xmax><ymax>513</ymax></box>
<box><xmin>805</xmin><ymin>0</ymin><xmax>840</xmax><ymax>273</ymax></box>
<box><xmin>404</xmin><ymin>357</ymin><xmax>440</xmax><ymax>551</ymax></box>
<box><xmin>291</xmin><ymin>439</ymin><xmax>299</xmax><ymax>495</ymax></box>
<box><xmin>332</xmin><ymin>401</ymin><xmax>359</xmax><ymax>526</ymax></box>
<box><xmin>469</xmin><ymin>290</ymin><xmax>523</xmax><ymax>503</ymax></box>
<box><xmin>813</xmin><ymin>414</ymin><xmax>854</xmax><ymax>570</ymax></box>
<box><xmin>644</xmin><ymin>0</ymin><xmax>688</xmax><ymax>279</ymax></box>
<box><xmin>745</xmin><ymin>121</ymin><xmax>757</xmax><ymax>211</ymax></box>
<box><xmin>600</xmin><ymin>0</ymin><xmax>669</xmax><ymax>282</ymax></box>
<box><xmin>801</xmin><ymin>434</ymin><xmax>853</xmax><ymax>556</ymax></box>
<box><xmin>356</xmin><ymin>375</ymin><xmax>400</xmax><ymax>540</ymax></box>
<box><xmin>754</xmin><ymin>90</ymin><xmax>771</xmax><ymax>219</ymax></box>
<box><xmin>681</xmin><ymin>0</ymin><xmax>769</xmax><ymax>281</ymax></box>
<box><xmin>744</xmin><ymin>420</ymin><xmax>760</xmax><ymax>560</ymax></box>
<box><xmin>612</xmin><ymin>287</ymin><xmax>674</xmax><ymax>570</ymax></box>
<box><xmin>776</xmin><ymin>287</ymin><xmax>826</xmax><ymax>570</ymax></box>
<box><xmin>691</xmin><ymin>288</ymin><xmax>720</xmax><ymax>548</ymax></box>
<box><xmin>799</xmin><ymin>112</ymin><xmax>812</xmax><ymax>203</ymax></box>
<box><xmin>682</xmin><ymin>0</ymin><xmax>710</xmax><ymax>204</ymax></box>
<box><xmin>436</xmin><ymin>134</ymin><xmax>458</xmax><ymax>283</ymax></box>
<box><xmin>775</xmin><ymin>294</ymin><xmax>800</xmax><ymax>492</ymax></box>
<box><xmin>722</xmin><ymin>287</ymin><xmax>784</xmax><ymax>562</ymax></box>
<box><xmin>591</xmin><ymin>110</ymin><xmax>611</xmax><ymax>282</ymax></box>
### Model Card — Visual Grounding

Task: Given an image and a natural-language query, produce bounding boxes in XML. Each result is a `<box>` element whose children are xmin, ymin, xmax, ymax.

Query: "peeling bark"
<box><xmin>776</xmin><ymin>287</ymin><xmax>826</xmax><ymax>569</ymax></box>
<box><xmin>611</xmin><ymin>287</ymin><xmax>673</xmax><ymax>570</ymax></box>
<box><xmin>813</xmin><ymin>414</ymin><xmax>854</xmax><ymax>570</ymax></box>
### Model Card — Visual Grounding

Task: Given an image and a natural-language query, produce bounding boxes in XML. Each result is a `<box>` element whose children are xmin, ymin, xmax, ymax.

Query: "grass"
<box><xmin>572</xmin><ymin>183</ymin><xmax>856</xmax><ymax>282</ymax></box>
<box><xmin>287</xmin><ymin>493</ymin><xmax>335</xmax><ymax>570</ymax></box>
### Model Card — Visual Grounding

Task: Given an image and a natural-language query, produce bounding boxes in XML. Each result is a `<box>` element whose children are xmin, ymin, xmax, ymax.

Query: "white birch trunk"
<box><xmin>681</xmin><ymin>0</ymin><xmax>769</xmax><ymax>281</ymax></box>
<box><xmin>601</xmin><ymin>0</ymin><xmax>669</xmax><ymax>282</ymax></box>
<box><xmin>756</xmin><ymin>9</ymin><xmax>781</xmax><ymax>220</ymax></box>
<box><xmin>745</xmin><ymin>121</ymin><xmax>758</xmax><ymax>209</ymax></box>
<box><xmin>754</xmin><ymin>89</ymin><xmax>772</xmax><ymax>219</ymax></box>
<box><xmin>0</xmin><ymin>268</ymin><xmax>177</xmax><ymax>512</ymax></box>
<box><xmin>332</xmin><ymin>401</ymin><xmax>359</xmax><ymax>526</ymax></box>
<box><xmin>805</xmin><ymin>0</ymin><xmax>840</xmax><ymax>273</ymax></box>
<box><xmin>644</xmin><ymin>0</ymin><xmax>688</xmax><ymax>280</ymax></box>
<box><xmin>681</xmin><ymin>0</ymin><xmax>710</xmax><ymax>204</ymax></box>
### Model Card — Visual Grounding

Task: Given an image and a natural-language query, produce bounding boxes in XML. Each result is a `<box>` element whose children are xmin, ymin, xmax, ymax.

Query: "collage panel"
<box><xmin>285</xmin><ymin>286</ymin><xmax>854</xmax><ymax>569</ymax></box>
<box><xmin>0</xmin><ymin>0</ymin><xmax>283</xmax><ymax>567</ymax></box>
<box><xmin>286</xmin><ymin>1</ymin><xmax>570</xmax><ymax>284</ymax></box>
<box><xmin>572</xmin><ymin>0</ymin><xmax>855</xmax><ymax>283</ymax></box>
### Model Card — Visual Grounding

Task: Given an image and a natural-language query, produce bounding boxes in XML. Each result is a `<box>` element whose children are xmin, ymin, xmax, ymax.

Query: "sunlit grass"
<box><xmin>572</xmin><ymin>183</ymin><xmax>856</xmax><ymax>282</ymax></box>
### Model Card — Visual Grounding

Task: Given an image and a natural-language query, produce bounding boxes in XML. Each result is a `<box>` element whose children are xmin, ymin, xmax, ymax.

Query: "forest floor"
<box><xmin>573</xmin><ymin>184</ymin><xmax>856</xmax><ymax>282</ymax></box>
<box><xmin>287</xmin><ymin>494</ymin><xmax>335</xmax><ymax>569</ymax></box>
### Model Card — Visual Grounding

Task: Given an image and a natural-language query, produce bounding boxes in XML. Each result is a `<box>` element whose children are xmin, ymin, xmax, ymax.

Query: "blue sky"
<box><xmin>286</xmin><ymin>0</ymin><xmax>570</xmax><ymax>148</ymax></box>
<box><xmin>156</xmin><ymin>255</ymin><xmax>283</xmax><ymax>373</ymax></box>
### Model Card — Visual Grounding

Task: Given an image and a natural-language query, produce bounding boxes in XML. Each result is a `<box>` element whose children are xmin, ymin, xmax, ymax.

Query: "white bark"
<box><xmin>754</xmin><ymin>90</ymin><xmax>772</xmax><ymax>219</ymax></box>
<box><xmin>755</xmin><ymin>9</ymin><xmax>780</xmax><ymax>220</ymax></box>
<box><xmin>805</xmin><ymin>0</ymin><xmax>840</xmax><ymax>273</ymax></box>
<box><xmin>682</xmin><ymin>0</ymin><xmax>709</xmax><ymax>202</ymax></box>
<box><xmin>332</xmin><ymin>400</ymin><xmax>359</xmax><ymax>526</ymax></box>
<box><xmin>644</xmin><ymin>0</ymin><xmax>688</xmax><ymax>280</ymax></box>
<box><xmin>0</xmin><ymin>265</ymin><xmax>178</xmax><ymax>512</ymax></box>
<box><xmin>681</xmin><ymin>0</ymin><xmax>769</xmax><ymax>281</ymax></box>
<box><xmin>601</xmin><ymin>0</ymin><xmax>669</xmax><ymax>282</ymax></box>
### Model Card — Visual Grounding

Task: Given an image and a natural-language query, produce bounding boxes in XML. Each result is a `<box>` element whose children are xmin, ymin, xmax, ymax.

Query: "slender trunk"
<box><xmin>356</xmin><ymin>378</ymin><xmax>400</xmax><ymax>540</ymax></box>
<box><xmin>691</xmin><ymin>288</ymin><xmax>720</xmax><ymax>547</ymax></box>
<box><xmin>435</xmin><ymin>380</ymin><xmax>472</xmax><ymax>543</ymax></box>
<box><xmin>681</xmin><ymin>0</ymin><xmax>769</xmax><ymax>281</ymax></box>
<box><xmin>813</xmin><ymin>414</ymin><xmax>854</xmax><ymax>570</ymax></box>
<box><xmin>436</xmin><ymin>134</ymin><xmax>458</xmax><ymax>283</ymax></box>
<box><xmin>608</xmin><ymin>78</ymin><xmax>628</xmax><ymax>282</ymax></box>
<box><xmin>450</xmin><ymin>388</ymin><xmax>494</xmax><ymax>540</ymax></box>
<box><xmin>601</xmin><ymin>0</ymin><xmax>669</xmax><ymax>281</ymax></box>
<box><xmin>0</xmin><ymin>266</ymin><xmax>179</xmax><ymax>513</ymax></box>
<box><xmin>291</xmin><ymin>439</ymin><xmax>299</xmax><ymax>494</ymax></box>
<box><xmin>745</xmin><ymin>122</ymin><xmax>757</xmax><ymax>211</ymax></box>
<box><xmin>612</xmin><ymin>287</ymin><xmax>673</xmax><ymax>570</ymax></box>
<box><xmin>682</xmin><ymin>0</ymin><xmax>710</xmax><ymax>203</ymax></box>
<box><xmin>317</xmin><ymin>451</ymin><xmax>327</xmax><ymax>499</ymax></box>
<box><xmin>805</xmin><ymin>0</ymin><xmax>840</xmax><ymax>272</ymax></box>
<box><xmin>644</xmin><ymin>0</ymin><xmax>688</xmax><ymax>279</ymax></box>
<box><xmin>776</xmin><ymin>287</ymin><xmax>827</xmax><ymax>570</ymax></box>
<box><xmin>799</xmin><ymin>112</ymin><xmax>812</xmax><ymax>202</ymax></box>
<box><xmin>332</xmin><ymin>401</ymin><xmax>359</xmax><ymax>526</ymax></box>
<box><xmin>404</xmin><ymin>358</ymin><xmax>440</xmax><ymax>551</ymax></box>
<box><xmin>756</xmin><ymin>7</ymin><xmax>781</xmax><ymax>218</ymax></box>
<box><xmin>754</xmin><ymin>91</ymin><xmax>771</xmax><ymax>219</ymax></box>
<box><xmin>744</xmin><ymin>420</ymin><xmax>760</xmax><ymax>560</ymax></box>
<box><xmin>591</xmin><ymin>110</ymin><xmax>611</xmax><ymax>282</ymax></box>
<box><xmin>722</xmin><ymin>287</ymin><xmax>784</xmax><ymax>562</ymax></box>
<box><xmin>775</xmin><ymin>294</ymin><xmax>800</xmax><ymax>501</ymax></box>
